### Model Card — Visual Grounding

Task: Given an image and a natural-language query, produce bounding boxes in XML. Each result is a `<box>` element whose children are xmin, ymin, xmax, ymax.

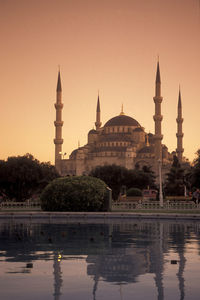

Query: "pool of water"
<box><xmin>0</xmin><ymin>219</ymin><xmax>200</xmax><ymax>300</ymax></box>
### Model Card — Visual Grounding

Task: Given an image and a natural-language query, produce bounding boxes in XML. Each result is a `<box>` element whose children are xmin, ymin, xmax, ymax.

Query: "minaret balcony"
<box><xmin>54</xmin><ymin>121</ymin><xmax>64</xmax><ymax>126</ymax></box>
<box><xmin>176</xmin><ymin>118</ymin><xmax>184</xmax><ymax>123</ymax></box>
<box><xmin>54</xmin><ymin>138</ymin><xmax>63</xmax><ymax>144</ymax></box>
<box><xmin>95</xmin><ymin>121</ymin><xmax>102</xmax><ymax>128</ymax></box>
<box><xmin>153</xmin><ymin>115</ymin><xmax>163</xmax><ymax>122</ymax></box>
<box><xmin>54</xmin><ymin>103</ymin><xmax>63</xmax><ymax>109</ymax></box>
<box><xmin>153</xmin><ymin>96</ymin><xmax>163</xmax><ymax>103</ymax></box>
<box><xmin>176</xmin><ymin>133</ymin><xmax>184</xmax><ymax>138</ymax></box>
<box><xmin>176</xmin><ymin>148</ymin><xmax>184</xmax><ymax>153</ymax></box>
<box><xmin>154</xmin><ymin>134</ymin><xmax>163</xmax><ymax>141</ymax></box>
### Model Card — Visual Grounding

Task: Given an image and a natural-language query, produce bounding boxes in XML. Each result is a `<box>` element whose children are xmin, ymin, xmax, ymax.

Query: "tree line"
<box><xmin>1</xmin><ymin>150</ymin><xmax>200</xmax><ymax>202</ymax></box>
<box><xmin>164</xmin><ymin>150</ymin><xmax>200</xmax><ymax>196</ymax></box>
<box><xmin>0</xmin><ymin>154</ymin><xmax>59</xmax><ymax>201</ymax></box>
<box><xmin>89</xmin><ymin>164</ymin><xmax>156</xmax><ymax>200</ymax></box>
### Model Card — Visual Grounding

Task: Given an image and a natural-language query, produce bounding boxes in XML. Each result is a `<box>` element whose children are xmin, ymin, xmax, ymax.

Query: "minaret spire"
<box><xmin>54</xmin><ymin>70</ymin><xmax>64</xmax><ymax>173</ymax></box>
<box><xmin>153</xmin><ymin>61</ymin><xmax>163</xmax><ymax>163</ymax></box>
<box><xmin>56</xmin><ymin>70</ymin><xmax>62</xmax><ymax>92</ymax></box>
<box><xmin>176</xmin><ymin>87</ymin><xmax>184</xmax><ymax>163</ymax></box>
<box><xmin>155</xmin><ymin>61</ymin><xmax>161</xmax><ymax>95</ymax></box>
<box><xmin>95</xmin><ymin>93</ymin><xmax>102</xmax><ymax>130</ymax></box>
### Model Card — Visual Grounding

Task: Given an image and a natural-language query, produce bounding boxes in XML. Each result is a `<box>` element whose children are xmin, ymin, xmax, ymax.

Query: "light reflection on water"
<box><xmin>0</xmin><ymin>219</ymin><xmax>200</xmax><ymax>300</ymax></box>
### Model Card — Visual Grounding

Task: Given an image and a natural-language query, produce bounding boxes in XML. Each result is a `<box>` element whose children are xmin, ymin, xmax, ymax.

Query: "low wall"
<box><xmin>112</xmin><ymin>201</ymin><xmax>199</xmax><ymax>211</ymax></box>
<box><xmin>0</xmin><ymin>201</ymin><xmax>41</xmax><ymax>211</ymax></box>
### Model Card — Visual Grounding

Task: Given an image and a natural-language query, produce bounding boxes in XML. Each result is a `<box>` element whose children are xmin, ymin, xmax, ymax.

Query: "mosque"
<box><xmin>54</xmin><ymin>62</ymin><xmax>185</xmax><ymax>178</ymax></box>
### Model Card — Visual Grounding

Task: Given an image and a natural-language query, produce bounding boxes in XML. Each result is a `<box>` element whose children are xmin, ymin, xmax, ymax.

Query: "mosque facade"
<box><xmin>54</xmin><ymin>62</ymin><xmax>185</xmax><ymax>178</ymax></box>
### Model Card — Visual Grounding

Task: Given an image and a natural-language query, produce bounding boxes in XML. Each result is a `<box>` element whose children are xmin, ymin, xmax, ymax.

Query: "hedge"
<box><xmin>40</xmin><ymin>176</ymin><xmax>107</xmax><ymax>212</ymax></box>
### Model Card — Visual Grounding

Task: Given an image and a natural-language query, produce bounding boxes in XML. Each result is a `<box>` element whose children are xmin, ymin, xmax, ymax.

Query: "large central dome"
<box><xmin>104</xmin><ymin>114</ymin><xmax>140</xmax><ymax>127</ymax></box>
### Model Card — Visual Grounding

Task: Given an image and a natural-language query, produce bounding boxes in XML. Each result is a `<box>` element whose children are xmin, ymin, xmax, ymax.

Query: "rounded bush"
<box><xmin>126</xmin><ymin>187</ymin><xmax>142</xmax><ymax>197</ymax></box>
<box><xmin>40</xmin><ymin>176</ymin><xmax>107</xmax><ymax>212</ymax></box>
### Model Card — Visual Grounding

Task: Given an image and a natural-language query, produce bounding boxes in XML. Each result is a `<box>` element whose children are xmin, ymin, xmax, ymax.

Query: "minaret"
<box><xmin>176</xmin><ymin>88</ymin><xmax>184</xmax><ymax>163</ymax></box>
<box><xmin>54</xmin><ymin>71</ymin><xmax>64</xmax><ymax>173</ymax></box>
<box><xmin>95</xmin><ymin>94</ymin><xmax>102</xmax><ymax>130</ymax></box>
<box><xmin>153</xmin><ymin>61</ymin><xmax>163</xmax><ymax>162</ymax></box>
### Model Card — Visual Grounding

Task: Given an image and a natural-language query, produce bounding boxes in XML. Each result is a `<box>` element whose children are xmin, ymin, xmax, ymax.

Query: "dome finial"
<box><xmin>120</xmin><ymin>103</ymin><xmax>125</xmax><ymax>115</ymax></box>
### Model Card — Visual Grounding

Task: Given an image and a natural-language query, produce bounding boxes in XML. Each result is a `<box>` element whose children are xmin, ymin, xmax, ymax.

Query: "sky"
<box><xmin>1</xmin><ymin>0</ymin><xmax>200</xmax><ymax>164</ymax></box>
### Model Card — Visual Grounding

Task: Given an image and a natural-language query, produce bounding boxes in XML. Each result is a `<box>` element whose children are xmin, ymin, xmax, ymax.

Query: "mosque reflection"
<box><xmin>0</xmin><ymin>220</ymin><xmax>200</xmax><ymax>300</ymax></box>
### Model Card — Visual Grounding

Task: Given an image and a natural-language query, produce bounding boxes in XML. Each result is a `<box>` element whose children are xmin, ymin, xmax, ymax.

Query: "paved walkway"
<box><xmin>1</xmin><ymin>211</ymin><xmax>200</xmax><ymax>221</ymax></box>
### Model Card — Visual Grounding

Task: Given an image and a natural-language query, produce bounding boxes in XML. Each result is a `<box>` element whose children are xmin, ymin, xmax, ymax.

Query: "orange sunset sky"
<box><xmin>1</xmin><ymin>0</ymin><xmax>200</xmax><ymax>164</ymax></box>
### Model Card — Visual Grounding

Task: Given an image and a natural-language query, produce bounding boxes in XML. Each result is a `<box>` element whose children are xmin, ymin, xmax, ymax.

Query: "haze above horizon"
<box><xmin>1</xmin><ymin>0</ymin><xmax>200</xmax><ymax>163</ymax></box>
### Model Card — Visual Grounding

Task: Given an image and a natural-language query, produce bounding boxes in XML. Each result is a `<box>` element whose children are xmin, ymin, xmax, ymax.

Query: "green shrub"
<box><xmin>40</xmin><ymin>176</ymin><xmax>107</xmax><ymax>212</ymax></box>
<box><xmin>126</xmin><ymin>187</ymin><xmax>142</xmax><ymax>197</ymax></box>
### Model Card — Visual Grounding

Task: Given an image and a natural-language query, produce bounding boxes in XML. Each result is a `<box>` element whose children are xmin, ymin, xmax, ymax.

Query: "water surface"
<box><xmin>0</xmin><ymin>219</ymin><xmax>200</xmax><ymax>300</ymax></box>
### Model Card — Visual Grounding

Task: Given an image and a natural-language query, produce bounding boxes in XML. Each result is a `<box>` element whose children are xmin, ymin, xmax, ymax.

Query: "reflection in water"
<box><xmin>53</xmin><ymin>253</ymin><xmax>62</xmax><ymax>300</ymax></box>
<box><xmin>0</xmin><ymin>220</ymin><xmax>200</xmax><ymax>300</ymax></box>
<box><xmin>153</xmin><ymin>223</ymin><xmax>164</xmax><ymax>300</ymax></box>
<box><xmin>177</xmin><ymin>250</ymin><xmax>186</xmax><ymax>300</ymax></box>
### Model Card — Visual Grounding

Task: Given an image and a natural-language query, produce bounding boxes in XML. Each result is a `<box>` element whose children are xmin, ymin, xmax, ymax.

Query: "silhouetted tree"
<box><xmin>0</xmin><ymin>154</ymin><xmax>59</xmax><ymax>201</ymax></box>
<box><xmin>189</xmin><ymin>149</ymin><xmax>200</xmax><ymax>189</ymax></box>
<box><xmin>89</xmin><ymin>164</ymin><xmax>156</xmax><ymax>200</ymax></box>
<box><xmin>164</xmin><ymin>156</ymin><xmax>185</xmax><ymax>196</ymax></box>
<box><xmin>142</xmin><ymin>165</ymin><xmax>156</xmax><ymax>188</ymax></box>
<box><xmin>89</xmin><ymin>165</ymin><xmax>129</xmax><ymax>200</ymax></box>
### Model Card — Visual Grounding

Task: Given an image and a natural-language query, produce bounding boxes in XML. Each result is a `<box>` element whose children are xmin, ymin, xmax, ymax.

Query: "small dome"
<box><xmin>88</xmin><ymin>129</ymin><xmax>97</xmax><ymax>134</ymax></box>
<box><xmin>148</xmin><ymin>133</ymin><xmax>154</xmax><ymax>137</ymax></box>
<box><xmin>138</xmin><ymin>146</ymin><xmax>154</xmax><ymax>154</ymax></box>
<box><xmin>133</xmin><ymin>127</ymin><xmax>144</xmax><ymax>132</ymax></box>
<box><xmin>104</xmin><ymin>115</ymin><xmax>140</xmax><ymax>127</ymax></box>
<box><xmin>147</xmin><ymin>133</ymin><xmax>154</xmax><ymax>144</ymax></box>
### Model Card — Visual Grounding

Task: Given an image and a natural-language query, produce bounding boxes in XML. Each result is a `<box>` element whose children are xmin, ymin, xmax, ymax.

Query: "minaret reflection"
<box><xmin>154</xmin><ymin>222</ymin><xmax>164</xmax><ymax>300</ymax></box>
<box><xmin>53</xmin><ymin>252</ymin><xmax>63</xmax><ymax>300</ymax></box>
<box><xmin>177</xmin><ymin>250</ymin><xmax>186</xmax><ymax>300</ymax></box>
<box><xmin>169</xmin><ymin>223</ymin><xmax>187</xmax><ymax>300</ymax></box>
<box><xmin>92</xmin><ymin>273</ymin><xmax>100</xmax><ymax>300</ymax></box>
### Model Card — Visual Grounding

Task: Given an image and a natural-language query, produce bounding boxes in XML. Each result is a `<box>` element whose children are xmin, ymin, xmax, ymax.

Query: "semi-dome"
<box><xmin>70</xmin><ymin>149</ymin><xmax>78</xmax><ymax>158</ymax></box>
<box><xmin>104</xmin><ymin>114</ymin><xmax>140</xmax><ymax>127</ymax></box>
